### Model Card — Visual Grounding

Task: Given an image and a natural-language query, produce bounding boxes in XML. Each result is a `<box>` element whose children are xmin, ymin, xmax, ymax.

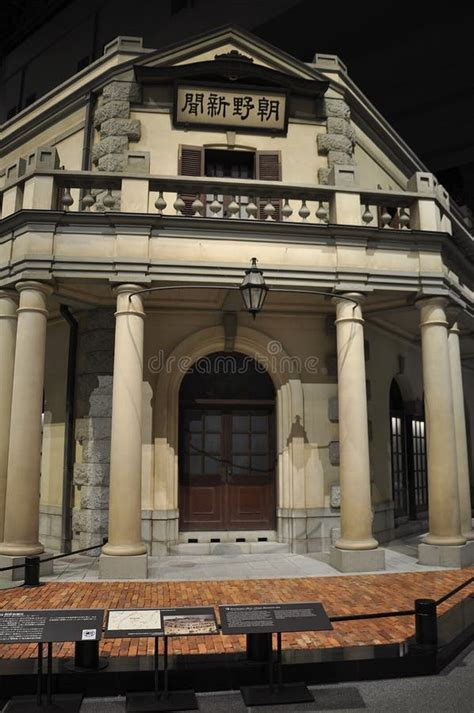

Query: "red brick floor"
<box><xmin>0</xmin><ymin>569</ymin><xmax>472</xmax><ymax>660</ymax></box>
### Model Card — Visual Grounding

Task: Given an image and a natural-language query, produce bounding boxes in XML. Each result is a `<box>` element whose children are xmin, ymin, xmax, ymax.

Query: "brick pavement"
<box><xmin>0</xmin><ymin>569</ymin><xmax>472</xmax><ymax>661</ymax></box>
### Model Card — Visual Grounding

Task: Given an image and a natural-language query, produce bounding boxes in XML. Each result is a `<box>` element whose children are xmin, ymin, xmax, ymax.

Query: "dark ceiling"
<box><xmin>2</xmin><ymin>0</ymin><xmax>473</xmax><ymax>208</ymax></box>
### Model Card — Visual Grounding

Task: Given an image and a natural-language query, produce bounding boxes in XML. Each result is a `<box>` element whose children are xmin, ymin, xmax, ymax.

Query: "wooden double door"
<box><xmin>179</xmin><ymin>403</ymin><xmax>276</xmax><ymax>531</ymax></box>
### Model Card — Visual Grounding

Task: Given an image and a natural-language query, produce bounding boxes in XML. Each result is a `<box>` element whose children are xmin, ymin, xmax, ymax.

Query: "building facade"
<box><xmin>0</xmin><ymin>26</ymin><xmax>473</xmax><ymax>579</ymax></box>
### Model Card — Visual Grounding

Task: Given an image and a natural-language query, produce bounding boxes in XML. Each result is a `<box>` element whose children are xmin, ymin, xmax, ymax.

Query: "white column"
<box><xmin>101</xmin><ymin>284</ymin><xmax>147</xmax><ymax>565</ymax></box>
<box><xmin>334</xmin><ymin>293</ymin><xmax>378</xmax><ymax>550</ymax></box>
<box><xmin>417</xmin><ymin>298</ymin><xmax>465</xmax><ymax>546</ymax></box>
<box><xmin>0</xmin><ymin>282</ymin><xmax>52</xmax><ymax>556</ymax></box>
<box><xmin>448</xmin><ymin>323</ymin><xmax>474</xmax><ymax>539</ymax></box>
<box><xmin>0</xmin><ymin>291</ymin><xmax>17</xmax><ymax>541</ymax></box>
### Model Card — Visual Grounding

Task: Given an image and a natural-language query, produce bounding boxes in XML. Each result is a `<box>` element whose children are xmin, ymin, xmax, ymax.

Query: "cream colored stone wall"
<box><xmin>133</xmin><ymin>110</ymin><xmax>327</xmax><ymax>184</ymax></box>
<box><xmin>1</xmin><ymin>108</ymin><xmax>86</xmax><ymax>173</ymax></box>
<box><xmin>40</xmin><ymin>319</ymin><xmax>69</xmax><ymax>509</ymax></box>
<box><xmin>354</xmin><ymin>129</ymin><xmax>408</xmax><ymax>190</ymax></box>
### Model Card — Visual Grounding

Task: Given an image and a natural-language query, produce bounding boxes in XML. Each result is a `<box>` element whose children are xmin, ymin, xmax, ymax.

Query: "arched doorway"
<box><xmin>178</xmin><ymin>352</ymin><xmax>276</xmax><ymax>531</ymax></box>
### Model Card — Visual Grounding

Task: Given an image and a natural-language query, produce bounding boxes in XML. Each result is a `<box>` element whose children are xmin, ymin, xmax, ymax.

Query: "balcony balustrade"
<box><xmin>0</xmin><ymin>167</ymin><xmax>468</xmax><ymax>244</ymax></box>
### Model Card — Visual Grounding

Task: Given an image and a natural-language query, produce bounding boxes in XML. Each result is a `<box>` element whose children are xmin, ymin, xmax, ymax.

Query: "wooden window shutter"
<box><xmin>256</xmin><ymin>151</ymin><xmax>282</xmax><ymax>221</ymax></box>
<box><xmin>178</xmin><ymin>145</ymin><xmax>204</xmax><ymax>216</ymax></box>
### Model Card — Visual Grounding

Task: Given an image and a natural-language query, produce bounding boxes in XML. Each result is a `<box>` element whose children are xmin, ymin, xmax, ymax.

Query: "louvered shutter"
<box><xmin>178</xmin><ymin>145</ymin><xmax>204</xmax><ymax>216</ymax></box>
<box><xmin>256</xmin><ymin>151</ymin><xmax>282</xmax><ymax>221</ymax></box>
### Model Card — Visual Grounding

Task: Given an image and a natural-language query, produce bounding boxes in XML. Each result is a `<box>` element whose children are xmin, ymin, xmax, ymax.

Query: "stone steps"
<box><xmin>169</xmin><ymin>541</ymin><xmax>290</xmax><ymax>555</ymax></box>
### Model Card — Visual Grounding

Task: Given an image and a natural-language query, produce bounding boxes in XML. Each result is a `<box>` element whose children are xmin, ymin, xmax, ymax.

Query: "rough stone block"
<box><xmin>328</xmin><ymin>397</ymin><xmax>339</xmax><ymax>422</ymax></box>
<box><xmin>326</xmin><ymin>354</ymin><xmax>337</xmax><ymax>377</ymax></box>
<box><xmin>76</xmin><ymin>417</ymin><xmax>112</xmax><ymax>443</ymax></box>
<box><xmin>74</xmin><ymin>463</ymin><xmax>110</xmax><ymax>487</ymax></box>
<box><xmin>99</xmin><ymin>553</ymin><xmax>148</xmax><ymax>579</ymax></box>
<box><xmin>327</xmin><ymin>150</ymin><xmax>355</xmax><ymax>166</ymax></box>
<box><xmin>81</xmin><ymin>351</ymin><xmax>115</xmax><ymax>376</ymax></box>
<box><xmin>98</xmin><ymin>154</ymin><xmax>128</xmax><ymax>172</ymax></box>
<box><xmin>80</xmin><ymin>330</ymin><xmax>115</xmax><ymax>354</ymax></box>
<box><xmin>82</xmin><ymin>439</ymin><xmax>111</xmax><ymax>464</ymax></box>
<box><xmin>79</xmin><ymin>309</ymin><xmax>115</xmax><ymax>331</ymax></box>
<box><xmin>326</xmin><ymin>117</ymin><xmax>353</xmax><ymax>137</ymax></box>
<box><xmin>330</xmin><ymin>546</ymin><xmax>385</xmax><ymax>572</ymax></box>
<box><xmin>324</xmin><ymin>98</ymin><xmax>351</xmax><ymax>119</ymax></box>
<box><xmin>100</xmin><ymin>118</ymin><xmax>140</xmax><ymax>141</ymax></box>
<box><xmin>92</xmin><ymin>136</ymin><xmax>129</xmax><ymax>163</ymax></box>
<box><xmin>318</xmin><ymin>167</ymin><xmax>332</xmax><ymax>185</ymax></box>
<box><xmin>329</xmin><ymin>441</ymin><xmax>340</xmax><ymax>466</ymax></box>
<box><xmin>79</xmin><ymin>531</ymin><xmax>106</xmax><ymax>553</ymax></box>
<box><xmin>77</xmin><ymin>509</ymin><xmax>109</xmax><ymax>534</ymax></box>
<box><xmin>81</xmin><ymin>486</ymin><xmax>110</xmax><ymax>510</ymax></box>
<box><xmin>94</xmin><ymin>101</ymin><xmax>130</xmax><ymax>128</ymax></box>
<box><xmin>103</xmin><ymin>81</ymin><xmax>141</xmax><ymax>104</ymax></box>
<box><xmin>330</xmin><ymin>485</ymin><xmax>341</xmax><ymax>508</ymax></box>
<box><xmin>317</xmin><ymin>133</ymin><xmax>353</xmax><ymax>155</ymax></box>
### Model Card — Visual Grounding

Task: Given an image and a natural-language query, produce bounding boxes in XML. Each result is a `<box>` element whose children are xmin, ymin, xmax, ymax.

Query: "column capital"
<box><xmin>113</xmin><ymin>283</ymin><xmax>145</xmax><ymax>319</ymax></box>
<box><xmin>0</xmin><ymin>290</ymin><xmax>18</xmax><ymax>319</ymax></box>
<box><xmin>332</xmin><ymin>291</ymin><xmax>366</xmax><ymax>307</ymax></box>
<box><xmin>15</xmin><ymin>280</ymin><xmax>54</xmax><ymax>297</ymax></box>
<box><xmin>415</xmin><ymin>294</ymin><xmax>450</xmax><ymax>311</ymax></box>
<box><xmin>448</xmin><ymin>321</ymin><xmax>461</xmax><ymax>335</ymax></box>
<box><xmin>113</xmin><ymin>283</ymin><xmax>144</xmax><ymax>296</ymax></box>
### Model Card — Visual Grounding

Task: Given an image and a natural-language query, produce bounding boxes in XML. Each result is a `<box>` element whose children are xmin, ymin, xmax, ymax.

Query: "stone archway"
<box><xmin>150</xmin><ymin>325</ymin><xmax>305</xmax><ymax>548</ymax></box>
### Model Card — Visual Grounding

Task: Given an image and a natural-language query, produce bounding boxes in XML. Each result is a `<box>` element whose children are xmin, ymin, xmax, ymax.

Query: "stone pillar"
<box><xmin>0</xmin><ymin>282</ymin><xmax>52</xmax><ymax>556</ymax></box>
<box><xmin>100</xmin><ymin>284</ymin><xmax>147</xmax><ymax>579</ymax></box>
<box><xmin>330</xmin><ymin>293</ymin><xmax>385</xmax><ymax>572</ymax></box>
<box><xmin>417</xmin><ymin>298</ymin><xmax>473</xmax><ymax>568</ymax></box>
<box><xmin>0</xmin><ymin>291</ymin><xmax>17</xmax><ymax>541</ymax></box>
<box><xmin>448</xmin><ymin>323</ymin><xmax>474</xmax><ymax>540</ymax></box>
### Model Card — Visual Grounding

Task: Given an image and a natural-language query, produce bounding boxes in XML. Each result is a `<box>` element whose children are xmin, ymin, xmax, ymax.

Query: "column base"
<box><xmin>418</xmin><ymin>541</ymin><xmax>474</xmax><ymax>568</ymax></box>
<box><xmin>330</xmin><ymin>546</ymin><xmax>385</xmax><ymax>573</ymax></box>
<box><xmin>99</xmin><ymin>553</ymin><xmax>148</xmax><ymax>580</ymax></box>
<box><xmin>0</xmin><ymin>552</ymin><xmax>53</xmax><ymax>582</ymax></box>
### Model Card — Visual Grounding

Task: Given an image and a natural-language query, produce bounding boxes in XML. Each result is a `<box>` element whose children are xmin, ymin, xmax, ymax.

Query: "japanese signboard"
<box><xmin>219</xmin><ymin>602</ymin><xmax>332</xmax><ymax>635</ymax></box>
<box><xmin>174</xmin><ymin>83</ymin><xmax>288</xmax><ymax>134</ymax></box>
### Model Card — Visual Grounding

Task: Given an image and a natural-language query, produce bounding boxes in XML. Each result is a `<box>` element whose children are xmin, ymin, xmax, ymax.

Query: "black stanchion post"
<box><xmin>415</xmin><ymin>598</ymin><xmax>438</xmax><ymax>647</ymax></box>
<box><xmin>74</xmin><ymin>640</ymin><xmax>99</xmax><ymax>668</ymax></box>
<box><xmin>24</xmin><ymin>556</ymin><xmax>41</xmax><ymax>587</ymax></box>
<box><xmin>36</xmin><ymin>642</ymin><xmax>43</xmax><ymax>707</ymax></box>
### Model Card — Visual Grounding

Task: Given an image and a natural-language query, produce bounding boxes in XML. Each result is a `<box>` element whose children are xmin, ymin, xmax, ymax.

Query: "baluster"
<box><xmin>381</xmin><ymin>207</ymin><xmax>392</xmax><ymax>228</ymax></box>
<box><xmin>209</xmin><ymin>194</ymin><xmax>222</xmax><ymax>217</ymax></box>
<box><xmin>103</xmin><ymin>189</ymin><xmax>115</xmax><ymax>211</ymax></box>
<box><xmin>191</xmin><ymin>194</ymin><xmax>204</xmax><ymax>217</ymax></box>
<box><xmin>246</xmin><ymin>197</ymin><xmax>258</xmax><ymax>220</ymax></box>
<box><xmin>173</xmin><ymin>194</ymin><xmax>185</xmax><ymax>216</ymax></box>
<box><xmin>316</xmin><ymin>201</ymin><xmax>328</xmax><ymax>224</ymax></box>
<box><xmin>61</xmin><ymin>187</ymin><xmax>74</xmax><ymax>211</ymax></box>
<box><xmin>361</xmin><ymin>204</ymin><xmax>374</xmax><ymax>225</ymax></box>
<box><xmin>399</xmin><ymin>207</ymin><xmax>410</xmax><ymax>229</ymax></box>
<box><xmin>227</xmin><ymin>196</ymin><xmax>240</xmax><ymax>219</ymax></box>
<box><xmin>154</xmin><ymin>191</ymin><xmax>167</xmax><ymax>214</ymax></box>
<box><xmin>81</xmin><ymin>188</ymin><xmax>95</xmax><ymax>212</ymax></box>
<box><xmin>282</xmin><ymin>198</ymin><xmax>293</xmax><ymax>221</ymax></box>
<box><xmin>263</xmin><ymin>200</ymin><xmax>276</xmax><ymax>221</ymax></box>
<box><xmin>298</xmin><ymin>199</ymin><xmax>310</xmax><ymax>221</ymax></box>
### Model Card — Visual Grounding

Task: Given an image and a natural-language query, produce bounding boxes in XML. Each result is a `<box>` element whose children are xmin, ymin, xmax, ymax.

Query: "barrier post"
<box><xmin>415</xmin><ymin>598</ymin><xmax>438</xmax><ymax>647</ymax></box>
<box><xmin>24</xmin><ymin>556</ymin><xmax>41</xmax><ymax>587</ymax></box>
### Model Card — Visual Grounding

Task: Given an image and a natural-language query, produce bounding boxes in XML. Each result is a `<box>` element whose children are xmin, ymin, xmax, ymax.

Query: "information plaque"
<box><xmin>219</xmin><ymin>601</ymin><xmax>332</xmax><ymax>634</ymax></box>
<box><xmin>0</xmin><ymin>609</ymin><xmax>104</xmax><ymax>643</ymax></box>
<box><xmin>105</xmin><ymin>606</ymin><xmax>218</xmax><ymax>638</ymax></box>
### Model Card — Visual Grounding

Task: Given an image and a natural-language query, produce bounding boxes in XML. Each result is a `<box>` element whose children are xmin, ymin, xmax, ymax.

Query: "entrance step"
<box><xmin>169</xmin><ymin>542</ymin><xmax>290</xmax><ymax>555</ymax></box>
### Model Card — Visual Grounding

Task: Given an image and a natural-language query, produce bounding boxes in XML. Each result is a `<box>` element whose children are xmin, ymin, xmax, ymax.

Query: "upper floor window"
<box><xmin>178</xmin><ymin>145</ymin><xmax>281</xmax><ymax>220</ymax></box>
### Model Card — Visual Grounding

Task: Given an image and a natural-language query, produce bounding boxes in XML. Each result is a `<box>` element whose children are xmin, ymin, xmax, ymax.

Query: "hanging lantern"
<box><xmin>239</xmin><ymin>257</ymin><xmax>269</xmax><ymax>318</ymax></box>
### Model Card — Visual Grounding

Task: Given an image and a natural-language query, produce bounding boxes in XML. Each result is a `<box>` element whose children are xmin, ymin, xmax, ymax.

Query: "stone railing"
<box><xmin>0</xmin><ymin>166</ymin><xmax>460</xmax><ymax>235</ymax></box>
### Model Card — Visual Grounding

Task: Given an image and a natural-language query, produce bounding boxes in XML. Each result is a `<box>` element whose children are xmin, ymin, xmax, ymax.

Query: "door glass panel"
<box><xmin>232</xmin><ymin>433</ymin><xmax>248</xmax><ymax>453</ymax></box>
<box><xmin>233</xmin><ymin>415</ymin><xmax>250</xmax><ymax>432</ymax></box>
<box><xmin>251</xmin><ymin>434</ymin><xmax>267</xmax><ymax>454</ymax></box>
<box><xmin>205</xmin><ymin>414</ymin><xmax>222</xmax><ymax>432</ymax></box>
<box><xmin>189</xmin><ymin>455</ymin><xmax>201</xmax><ymax>475</ymax></box>
<box><xmin>204</xmin><ymin>456</ymin><xmax>220</xmax><ymax>475</ymax></box>
<box><xmin>251</xmin><ymin>455</ymin><xmax>267</xmax><ymax>472</ymax></box>
<box><xmin>204</xmin><ymin>433</ymin><xmax>220</xmax><ymax>453</ymax></box>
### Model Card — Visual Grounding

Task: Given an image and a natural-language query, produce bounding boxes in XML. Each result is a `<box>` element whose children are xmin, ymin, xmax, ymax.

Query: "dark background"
<box><xmin>2</xmin><ymin>0</ymin><xmax>473</xmax><ymax>211</ymax></box>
